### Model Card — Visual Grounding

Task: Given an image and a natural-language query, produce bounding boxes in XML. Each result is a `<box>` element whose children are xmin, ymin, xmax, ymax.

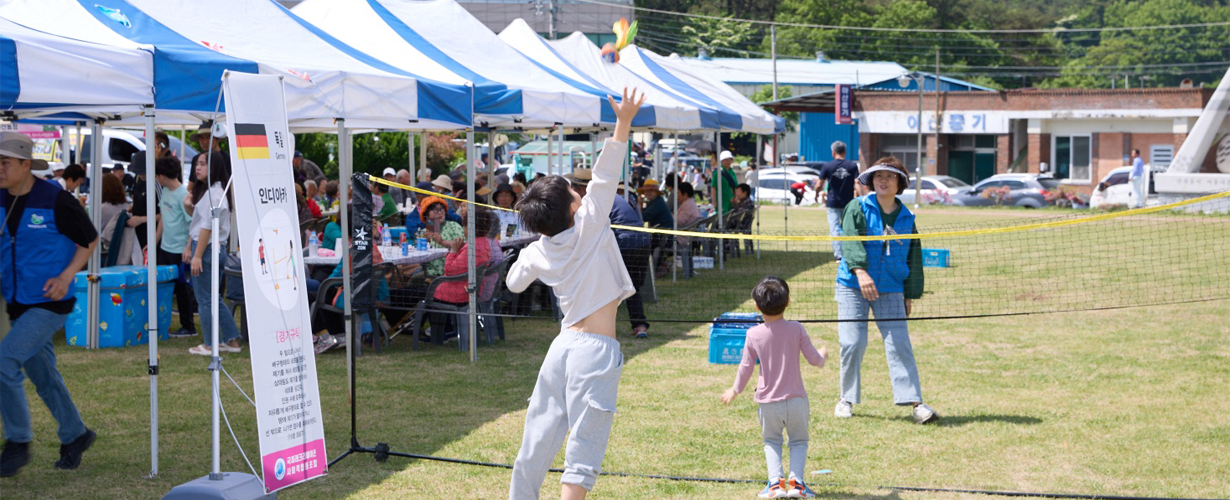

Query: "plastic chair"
<box><xmin>408</xmin><ymin>269</ymin><xmax>474</xmax><ymax>350</ymax></box>
<box><xmin>476</xmin><ymin>257</ymin><xmax>511</xmax><ymax>345</ymax></box>
<box><xmin>223</xmin><ymin>253</ymin><xmax>249</xmax><ymax>341</ymax></box>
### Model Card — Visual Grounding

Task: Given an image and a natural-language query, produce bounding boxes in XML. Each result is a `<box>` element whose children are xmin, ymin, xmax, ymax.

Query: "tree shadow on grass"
<box><xmin>935</xmin><ymin>414</ymin><xmax>1043</xmax><ymax>427</ymax></box>
<box><xmin>857</xmin><ymin>413</ymin><xmax>1043</xmax><ymax>427</ymax></box>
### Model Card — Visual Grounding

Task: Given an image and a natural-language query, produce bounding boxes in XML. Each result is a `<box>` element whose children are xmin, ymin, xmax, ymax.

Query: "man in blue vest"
<box><xmin>0</xmin><ymin>132</ymin><xmax>99</xmax><ymax>477</ymax></box>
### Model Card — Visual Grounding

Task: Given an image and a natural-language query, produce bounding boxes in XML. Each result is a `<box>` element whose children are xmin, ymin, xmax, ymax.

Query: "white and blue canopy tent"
<box><xmin>1</xmin><ymin>0</ymin><xmax>479</xmax><ymax>486</ymax></box>
<box><xmin>0</xmin><ymin>17</ymin><xmax>153</xmax><ymax>115</ymax></box>
<box><xmin>541</xmin><ymin>32</ymin><xmax>722</xmax><ymax>132</ymax></box>
<box><xmin>619</xmin><ymin>45</ymin><xmax>785</xmax><ymax>135</ymax></box>
<box><xmin>496</xmin><ymin>18</ymin><xmax>662</xmax><ymax>130</ymax></box>
<box><xmin>292</xmin><ymin>0</ymin><xmax>618</xmax><ymax>131</ymax></box>
<box><xmin>1</xmin><ymin>0</ymin><xmax>473</xmax><ymax>129</ymax></box>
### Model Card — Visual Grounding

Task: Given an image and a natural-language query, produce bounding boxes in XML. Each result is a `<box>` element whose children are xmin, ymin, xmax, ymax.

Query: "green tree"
<box><xmin>1043</xmin><ymin>0</ymin><xmax>1230</xmax><ymax>88</ymax></box>
<box><xmin>736</xmin><ymin>84</ymin><xmax>797</xmax><ymax>141</ymax></box>
<box><xmin>293</xmin><ymin>133</ymin><xmax>337</xmax><ymax>177</ymax></box>
<box><xmin>680</xmin><ymin>15</ymin><xmax>760</xmax><ymax>57</ymax></box>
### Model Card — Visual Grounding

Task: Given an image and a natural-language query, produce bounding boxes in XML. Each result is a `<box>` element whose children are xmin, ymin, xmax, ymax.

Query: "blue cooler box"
<box><xmin>66</xmin><ymin>265</ymin><xmax>178</xmax><ymax>348</ymax></box>
<box><xmin>922</xmin><ymin>248</ymin><xmax>950</xmax><ymax>268</ymax></box>
<box><xmin>708</xmin><ymin>312</ymin><xmax>763</xmax><ymax>364</ymax></box>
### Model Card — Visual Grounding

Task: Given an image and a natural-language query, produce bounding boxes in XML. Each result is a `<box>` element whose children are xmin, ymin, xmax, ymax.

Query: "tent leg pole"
<box><xmin>144</xmin><ymin>107</ymin><xmax>160</xmax><ymax>479</ymax></box>
<box><xmin>88</xmin><ymin>119</ymin><xmax>104</xmax><ymax>350</ymax></box>
<box><xmin>338</xmin><ymin>119</ymin><xmax>359</xmax><ymax>454</ymax></box>
<box><xmin>715</xmin><ymin>131</ymin><xmax>723</xmax><ymax>271</ymax></box>
<box><xmin>466</xmin><ymin>130</ymin><xmax>477</xmax><ymax>363</ymax></box>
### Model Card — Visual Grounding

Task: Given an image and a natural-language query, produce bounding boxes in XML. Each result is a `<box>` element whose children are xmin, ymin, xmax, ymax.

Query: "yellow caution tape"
<box><xmin>368</xmin><ymin>175</ymin><xmax>1230</xmax><ymax>242</ymax></box>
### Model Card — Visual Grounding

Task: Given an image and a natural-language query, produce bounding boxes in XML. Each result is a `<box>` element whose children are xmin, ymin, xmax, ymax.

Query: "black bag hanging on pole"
<box><xmin>350</xmin><ymin>173</ymin><xmax>375</xmax><ymax>310</ymax></box>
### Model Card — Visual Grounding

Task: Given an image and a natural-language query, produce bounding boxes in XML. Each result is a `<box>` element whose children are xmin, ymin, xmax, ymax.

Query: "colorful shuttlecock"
<box><xmin>601</xmin><ymin>17</ymin><xmax>637</xmax><ymax>64</ymax></box>
<box><xmin>612</xmin><ymin>18</ymin><xmax>638</xmax><ymax>51</ymax></box>
<box><xmin>600</xmin><ymin>42</ymin><xmax>620</xmax><ymax>64</ymax></box>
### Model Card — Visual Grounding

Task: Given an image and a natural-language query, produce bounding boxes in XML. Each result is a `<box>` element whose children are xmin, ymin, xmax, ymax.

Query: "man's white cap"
<box><xmin>719</xmin><ymin>150</ymin><xmax>734</xmax><ymax>162</ymax></box>
<box><xmin>382</xmin><ymin>167</ymin><xmax>396</xmax><ymax>177</ymax></box>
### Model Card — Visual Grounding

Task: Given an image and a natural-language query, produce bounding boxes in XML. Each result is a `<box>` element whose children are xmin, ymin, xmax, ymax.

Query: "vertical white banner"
<box><xmin>222</xmin><ymin>72</ymin><xmax>327</xmax><ymax>494</ymax></box>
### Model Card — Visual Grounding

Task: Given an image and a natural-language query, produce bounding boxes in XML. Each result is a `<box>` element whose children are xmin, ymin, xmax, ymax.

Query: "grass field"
<box><xmin>3</xmin><ymin>205</ymin><xmax>1228</xmax><ymax>499</ymax></box>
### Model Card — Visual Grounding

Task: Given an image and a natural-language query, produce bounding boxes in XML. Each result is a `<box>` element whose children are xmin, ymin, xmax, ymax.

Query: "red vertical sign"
<box><xmin>836</xmin><ymin>84</ymin><xmax>852</xmax><ymax>125</ymax></box>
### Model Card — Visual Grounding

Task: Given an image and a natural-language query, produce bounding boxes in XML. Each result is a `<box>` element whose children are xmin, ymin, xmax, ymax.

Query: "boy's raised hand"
<box><xmin>609</xmin><ymin>87</ymin><xmax>646</xmax><ymax>121</ymax></box>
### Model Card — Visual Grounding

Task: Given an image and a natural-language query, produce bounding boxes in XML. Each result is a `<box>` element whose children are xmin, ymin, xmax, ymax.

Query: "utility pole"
<box><xmin>548</xmin><ymin>0</ymin><xmax>557</xmax><ymax>40</ymax></box>
<box><xmin>934</xmin><ymin>48</ymin><xmax>941</xmax><ymax>181</ymax></box>
<box><xmin>771</xmin><ymin>25</ymin><xmax>778</xmax><ymax>100</ymax></box>
<box><xmin>534</xmin><ymin>0</ymin><xmax>558</xmax><ymax>39</ymax></box>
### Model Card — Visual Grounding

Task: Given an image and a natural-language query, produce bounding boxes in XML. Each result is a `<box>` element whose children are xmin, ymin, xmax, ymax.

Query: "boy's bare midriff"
<box><xmin>569</xmin><ymin>299</ymin><xmax>620</xmax><ymax>339</ymax></box>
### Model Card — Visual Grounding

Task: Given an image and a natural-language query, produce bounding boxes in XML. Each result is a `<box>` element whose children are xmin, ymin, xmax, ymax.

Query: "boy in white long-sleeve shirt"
<box><xmin>505</xmin><ymin>88</ymin><xmax>646</xmax><ymax>500</ymax></box>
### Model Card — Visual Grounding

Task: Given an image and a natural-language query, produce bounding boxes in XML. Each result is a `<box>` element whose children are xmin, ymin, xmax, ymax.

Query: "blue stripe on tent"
<box><xmin>0</xmin><ymin>37</ymin><xmax>18</xmax><ymax>106</ymax></box>
<box><xmin>363</xmin><ymin>0</ymin><xmax>518</xmax><ymax>116</ymax></box>
<box><xmin>416</xmin><ymin>79</ymin><xmax>474</xmax><ymax>129</ymax></box>
<box><xmin>634</xmin><ymin>48</ymin><xmax>742</xmax><ymax>131</ymax></box>
<box><xmin>276</xmin><ymin>1</ymin><xmax>472</xmax><ymax>124</ymax></box>
<box><xmin>80</xmin><ymin>0</ymin><xmax>258</xmax><ymax>112</ymax></box>
<box><xmin>522</xmin><ymin>34</ymin><xmax>660</xmax><ymax>127</ymax></box>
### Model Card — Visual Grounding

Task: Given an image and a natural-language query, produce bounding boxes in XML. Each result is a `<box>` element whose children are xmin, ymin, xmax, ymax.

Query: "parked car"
<box><xmin>779</xmin><ymin>162</ymin><xmax>825</xmax><ymax>178</ymax></box>
<box><xmin>755</xmin><ymin>172</ymin><xmax>819</xmax><ymax>206</ymax></box>
<box><xmin>1088</xmin><ymin>166</ymin><xmax>1138</xmax><ymax>209</ymax></box>
<box><xmin>949</xmin><ymin>174</ymin><xmax>1062</xmax><ymax>208</ymax></box>
<box><xmin>757</xmin><ymin>167</ymin><xmax>820</xmax><ymax>181</ymax></box>
<box><xmin>36</xmin><ymin>128</ymin><xmax>198</xmax><ymax>181</ymax></box>
<box><xmin>898</xmin><ymin>175</ymin><xmax>974</xmax><ymax>206</ymax></box>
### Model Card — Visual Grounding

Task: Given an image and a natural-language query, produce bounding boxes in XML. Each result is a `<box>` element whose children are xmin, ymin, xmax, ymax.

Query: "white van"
<box><xmin>35</xmin><ymin>128</ymin><xmax>198</xmax><ymax>181</ymax></box>
<box><xmin>1089</xmin><ymin>166</ymin><xmax>1145</xmax><ymax>209</ymax></box>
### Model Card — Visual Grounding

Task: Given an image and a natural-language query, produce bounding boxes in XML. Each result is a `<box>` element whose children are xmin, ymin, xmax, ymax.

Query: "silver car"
<box><xmin>949</xmin><ymin>174</ymin><xmax>1062</xmax><ymax>208</ymax></box>
<box><xmin>899</xmin><ymin>175</ymin><xmax>973</xmax><ymax>206</ymax></box>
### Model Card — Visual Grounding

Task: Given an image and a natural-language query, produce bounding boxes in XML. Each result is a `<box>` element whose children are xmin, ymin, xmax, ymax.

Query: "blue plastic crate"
<box><xmin>66</xmin><ymin>265</ymin><xmax>177</xmax><ymax>348</ymax></box>
<box><xmin>709</xmin><ymin>328</ymin><xmax>748</xmax><ymax>364</ymax></box>
<box><xmin>922</xmin><ymin>248</ymin><xmax>950</xmax><ymax>268</ymax></box>
<box><xmin>711</xmin><ymin>312</ymin><xmax>763</xmax><ymax>330</ymax></box>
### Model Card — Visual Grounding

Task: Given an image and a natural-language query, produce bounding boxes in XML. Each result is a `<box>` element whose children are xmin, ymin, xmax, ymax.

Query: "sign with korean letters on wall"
<box><xmin>856</xmin><ymin>110</ymin><xmax>1010</xmax><ymax>134</ymax></box>
<box><xmin>836</xmin><ymin>85</ymin><xmax>852</xmax><ymax>124</ymax></box>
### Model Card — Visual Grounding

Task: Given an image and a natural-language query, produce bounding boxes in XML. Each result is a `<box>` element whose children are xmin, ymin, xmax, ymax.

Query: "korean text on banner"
<box><xmin>836</xmin><ymin>85</ymin><xmax>852</xmax><ymax>125</ymax></box>
<box><xmin>222</xmin><ymin>72</ymin><xmax>327</xmax><ymax>494</ymax></box>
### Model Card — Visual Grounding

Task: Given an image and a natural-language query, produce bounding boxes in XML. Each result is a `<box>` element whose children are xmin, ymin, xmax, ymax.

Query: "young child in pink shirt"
<box><xmin>722</xmin><ymin>276</ymin><xmax>829</xmax><ymax>499</ymax></box>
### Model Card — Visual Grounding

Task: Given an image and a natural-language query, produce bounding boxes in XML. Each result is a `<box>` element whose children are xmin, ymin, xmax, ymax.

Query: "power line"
<box><xmin>580</xmin><ymin>0</ymin><xmax>1230</xmax><ymax>34</ymax></box>
<box><xmin>632</xmin><ymin>31</ymin><xmax>1230</xmax><ymax>74</ymax></box>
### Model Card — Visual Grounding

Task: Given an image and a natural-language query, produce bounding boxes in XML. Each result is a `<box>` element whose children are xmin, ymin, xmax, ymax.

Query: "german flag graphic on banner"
<box><xmin>234</xmin><ymin>123</ymin><xmax>270</xmax><ymax>160</ymax></box>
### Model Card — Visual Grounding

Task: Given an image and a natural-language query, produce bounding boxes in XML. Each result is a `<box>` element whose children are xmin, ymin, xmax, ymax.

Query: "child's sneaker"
<box><xmin>787</xmin><ymin>478</ymin><xmax>817</xmax><ymax>498</ymax></box>
<box><xmin>758</xmin><ymin>477</ymin><xmax>787</xmax><ymax>498</ymax></box>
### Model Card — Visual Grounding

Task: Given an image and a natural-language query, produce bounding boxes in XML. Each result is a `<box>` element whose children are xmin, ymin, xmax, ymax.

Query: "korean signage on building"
<box><xmin>856</xmin><ymin>110</ymin><xmax>1010</xmax><ymax>134</ymax></box>
<box><xmin>836</xmin><ymin>85</ymin><xmax>852</xmax><ymax>125</ymax></box>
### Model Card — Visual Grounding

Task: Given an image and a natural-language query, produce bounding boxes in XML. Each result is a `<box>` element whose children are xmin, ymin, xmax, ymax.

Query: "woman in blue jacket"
<box><xmin>833</xmin><ymin>157</ymin><xmax>938</xmax><ymax>424</ymax></box>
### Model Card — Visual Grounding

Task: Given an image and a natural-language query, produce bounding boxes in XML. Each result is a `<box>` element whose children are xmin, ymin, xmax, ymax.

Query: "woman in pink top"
<box><xmin>722</xmin><ymin>276</ymin><xmax>828</xmax><ymax>499</ymax></box>
<box><xmin>432</xmin><ymin>206</ymin><xmax>494</xmax><ymax>305</ymax></box>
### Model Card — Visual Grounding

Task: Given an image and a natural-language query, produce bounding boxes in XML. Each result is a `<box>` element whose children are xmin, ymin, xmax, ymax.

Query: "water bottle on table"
<box><xmin>307</xmin><ymin>230</ymin><xmax>319</xmax><ymax>255</ymax></box>
<box><xmin>416</xmin><ymin>229</ymin><xmax>428</xmax><ymax>251</ymax></box>
<box><xmin>381</xmin><ymin>224</ymin><xmax>392</xmax><ymax>248</ymax></box>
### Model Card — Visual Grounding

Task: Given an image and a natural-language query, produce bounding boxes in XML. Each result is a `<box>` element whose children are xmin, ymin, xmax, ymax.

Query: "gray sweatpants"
<box><xmin>758</xmin><ymin>396</ymin><xmax>810</xmax><ymax>482</ymax></box>
<box><xmin>509</xmin><ymin>330</ymin><xmax>623</xmax><ymax>499</ymax></box>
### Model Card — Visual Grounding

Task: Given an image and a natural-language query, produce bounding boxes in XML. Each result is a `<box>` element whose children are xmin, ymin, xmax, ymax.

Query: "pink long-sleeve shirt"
<box><xmin>731</xmin><ymin>320</ymin><xmax>825</xmax><ymax>404</ymax></box>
